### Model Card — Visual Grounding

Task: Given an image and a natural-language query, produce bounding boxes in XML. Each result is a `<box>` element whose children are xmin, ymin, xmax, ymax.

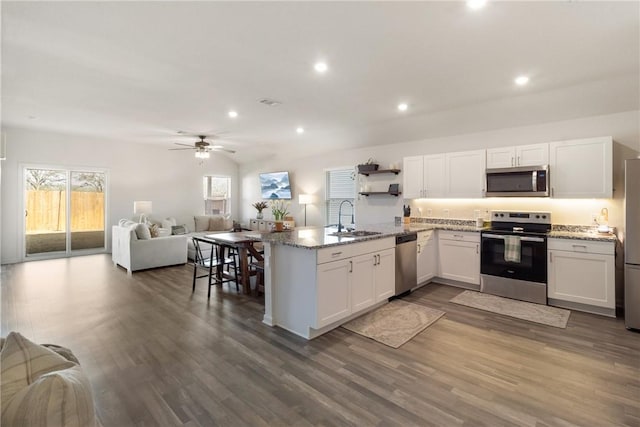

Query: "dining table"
<box><xmin>203</xmin><ymin>231</ymin><xmax>264</xmax><ymax>295</ymax></box>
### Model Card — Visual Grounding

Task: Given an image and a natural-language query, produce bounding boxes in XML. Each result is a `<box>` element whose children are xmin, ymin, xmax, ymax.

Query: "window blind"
<box><xmin>326</xmin><ymin>168</ymin><xmax>355</xmax><ymax>226</ymax></box>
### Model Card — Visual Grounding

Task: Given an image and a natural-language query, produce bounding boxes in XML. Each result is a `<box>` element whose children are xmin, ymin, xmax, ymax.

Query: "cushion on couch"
<box><xmin>194</xmin><ymin>215</ymin><xmax>211</xmax><ymax>232</ymax></box>
<box><xmin>161</xmin><ymin>217</ymin><xmax>177</xmax><ymax>230</ymax></box>
<box><xmin>208</xmin><ymin>215</ymin><xmax>233</xmax><ymax>231</ymax></box>
<box><xmin>135</xmin><ymin>223</ymin><xmax>151</xmax><ymax>240</ymax></box>
<box><xmin>0</xmin><ymin>332</ymin><xmax>97</xmax><ymax>427</ymax></box>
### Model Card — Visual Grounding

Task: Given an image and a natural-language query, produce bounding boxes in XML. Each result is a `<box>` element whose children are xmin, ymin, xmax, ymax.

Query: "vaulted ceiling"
<box><xmin>2</xmin><ymin>1</ymin><xmax>639</xmax><ymax>163</ymax></box>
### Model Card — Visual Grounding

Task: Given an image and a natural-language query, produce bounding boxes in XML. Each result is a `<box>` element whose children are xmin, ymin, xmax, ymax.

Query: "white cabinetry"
<box><xmin>486</xmin><ymin>143</ymin><xmax>549</xmax><ymax>169</ymax></box>
<box><xmin>445</xmin><ymin>150</ymin><xmax>486</xmax><ymax>198</ymax></box>
<box><xmin>315</xmin><ymin>238</ymin><xmax>395</xmax><ymax>329</ymax></box>
<box><xmin>402</xmin><ymin>154</ymin><xmax>446</xmax><ymax>199</ymax></box>
<box><xmin>417</xmin><ymin>230</ymin><xmax>437</xmax><ymax>286</ymax></box>
<box><xmin>549</xmin><ymin>136</ymin><xmax>613</xmax><ymax>198</ymax></box>
<box><xmin>403</xmin><ymin>150</ymin><xmax>483</xmax><ymax>199</ymax></box>
<box><xmin>547</xmin><ymin>238</ymin><xmax>615</xmax><ymax>316</ymax></box>
<box><xmin>438</xmin><ymin>231</ymin><xmax>480</xmax><ymax>285</ymax></box>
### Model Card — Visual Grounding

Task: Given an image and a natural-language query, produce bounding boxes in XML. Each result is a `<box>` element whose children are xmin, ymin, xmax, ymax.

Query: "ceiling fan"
<box><xmin>169</xmin><ymin>135</ymin><xmax>236</xmax><ymax>158</ymax></box>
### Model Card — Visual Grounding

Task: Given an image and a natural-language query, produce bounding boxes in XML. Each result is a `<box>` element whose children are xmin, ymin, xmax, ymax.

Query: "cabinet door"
<box><xmin>316</xmin><ymin>259</ymin><xmax>352</xmax><ymax>328</ymax></box>
<box><xmin>516</xmin><ymin>143</ymin><xmax>548</xmax><ymax>167</ymax></box>
<box><xmin>446</xmin><ymin>150</ymin><xmax>486</xmax><ymax>198</ymax></box>
<box><xmin>438</xmin><ymin>239</ymin><xmax>480</xmax><ymax>284</ymax></box>
<box><xmin>403</xmin><ymin>156</ymin><xmax>424</xmax><ymax>199</ymax></box>
<box><xmin>423</xmin><ymin>154</ymin><xmax>446</xmax><ymax>198</ymax></box>
<box><xmin>549</xmin><ymin>137</ymin><xmax>612</xmax><ymax>198</ymax></box>
<box><xmin>486</xmin><ymin>147</ymin><xmax>516</xmax><ymax>169</ymax></box>
<box><xmin>375</xmin><ymin>248</ymin><xmax>396</xmax><ymax>302</ymax></box>
<box><xmin>351</xmin><ymin>253</ymin><xmax>376</xmax><ymax>312</ymax></box>
<box><xmin>548</xmin><ymin>250</ymin><xmax>615</xmax><ymax>309</ymax></box>
<box><xmin>417</xmin><ymin>235</ymin><xmax>437</xmax><ymax>285</ymax></box>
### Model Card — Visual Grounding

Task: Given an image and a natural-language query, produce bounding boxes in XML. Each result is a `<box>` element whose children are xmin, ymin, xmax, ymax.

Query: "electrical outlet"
<box><xmin>427</xmin><ymin>208</ymin><xmax>433</xmax><ymax>217</ymax></box>
<box><xmin>474</xmin><ymin>209</ymin><xmax>480</xmax><ymax>219</ymax></box>
<box><xmin>443</xmin><ymin>209</ymin><xmax>450</xmax><ymax>218</ymax></box>
<box><xmin>591</xmin><ymin>213</ymin><xmax>599</xmax><ymax>223</ymax></box>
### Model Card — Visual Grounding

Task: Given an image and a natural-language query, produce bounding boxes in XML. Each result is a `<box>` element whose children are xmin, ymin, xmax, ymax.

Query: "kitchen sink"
<box><xmin>329</xmin><ymin>230</ymin><xmax>382</xmax><ymax>237</ymax></box>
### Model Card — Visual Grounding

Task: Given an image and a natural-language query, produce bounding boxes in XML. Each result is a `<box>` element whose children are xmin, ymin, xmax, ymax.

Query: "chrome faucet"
<box><xmin>337</xmin><ymin>200</ymin><xmax>354</xmax><ymax>233</ymax></box>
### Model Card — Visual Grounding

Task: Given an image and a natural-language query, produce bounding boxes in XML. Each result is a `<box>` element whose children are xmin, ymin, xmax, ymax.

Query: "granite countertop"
<box><xmin>548</xmin><ymin>227</ymin><xmax>617</xmax><ymax>242</ymax></box>
<box><xmin>257</xmin><ymin>221</ymin><xmax>484</xmax><ymax>249</ymax></box>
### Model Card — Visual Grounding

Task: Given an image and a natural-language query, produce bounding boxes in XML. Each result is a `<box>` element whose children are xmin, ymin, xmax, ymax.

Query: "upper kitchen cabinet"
<box><xmin>549</xmin><ymin>136</ymin><xmax>613</xmax><ymax>198</ymax></box>
<box><xmin>402</xmin><ymin>154</ymin><xmax>446</xmax><ymax>199</ymax></box>
<box><xmin>486</xmin><ymin>143</ymin><xmax>549</xmax><ymax>169</ymax></box>
<box><xmin>445</xmin><ymin>150</ymin><xmax>486</xmax><ymax>198</ymax></box>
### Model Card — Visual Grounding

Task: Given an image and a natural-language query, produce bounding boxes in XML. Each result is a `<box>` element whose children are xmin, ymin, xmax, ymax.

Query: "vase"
<box><xmin>256</xmin><ymin>212</ymin><xmax>263</xmax><ymax>219</ymax></box>
<box><xmin>274</xmin><ymin>221</ymin><xmax>284</xmax><ymax>232</ymax></box>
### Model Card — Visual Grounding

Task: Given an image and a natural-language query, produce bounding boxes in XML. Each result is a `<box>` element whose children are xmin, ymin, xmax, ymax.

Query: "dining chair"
<box><xmin>192</xmin><ymin>237</ymin><xmax>238</xmax><ymax>298</ymax></box>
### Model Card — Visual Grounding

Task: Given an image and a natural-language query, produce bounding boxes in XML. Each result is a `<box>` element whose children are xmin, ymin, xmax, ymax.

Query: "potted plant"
<box><xmin>270</xmin><ymin>200</ymin><xmax>290</xmax><ymax>231</ymax></box>
<box><xmin>252</xmin><ymin>201</ymin><xmax>268</xmax><ymax>219</ymax></box>
<box><xmin>357</xmin><ymin>157</ymin><xmax>379</xmax><ymax>173</ymax></box>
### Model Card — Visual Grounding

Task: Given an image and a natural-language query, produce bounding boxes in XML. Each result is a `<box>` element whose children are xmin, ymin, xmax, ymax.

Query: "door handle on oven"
<box><xmin>482</xmin><ymin>234</ymin><xmax>544</xmax><ymax>242</ymax></box>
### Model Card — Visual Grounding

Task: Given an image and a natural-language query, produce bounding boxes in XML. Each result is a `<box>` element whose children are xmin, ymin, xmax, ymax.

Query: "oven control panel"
<box><xmin>490</xmin><ymin>211</ymin><xmax>551</xmax><ymax>225</ymax></box>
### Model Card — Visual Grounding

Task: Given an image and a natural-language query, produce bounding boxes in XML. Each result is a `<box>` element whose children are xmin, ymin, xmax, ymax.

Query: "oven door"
<box><xmin>480</xmin><ymin>233</ymin><xmax>547</xmax><ymax>283</ymax></box>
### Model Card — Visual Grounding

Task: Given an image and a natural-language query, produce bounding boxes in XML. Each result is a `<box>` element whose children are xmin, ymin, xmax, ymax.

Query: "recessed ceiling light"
<box><xmin>228</xmin><ymin>110</ymin><xmax>238</xmax><ymax>118</ymax></box>
<box><xmin>467</xmin><ymin>0</ymin><xmax>487</xmax><ymax>10</ymax></box>
<box><xmin>296</xmin><ymin>127</ymin><xmax>305</xmax><ymax>134</ymax></box>
<box><xmin>314</xmin><ymin>62</ymin><xmax>328</xmax><ymax>73</ymax></box>
<box><xmin>515</xmin><ymin>75</ymin><xmax>530</xmax><ymax>86</ymax></box>
<box><xmin>397</xmin><ymin>103</ymin><xmax>408</xmax><ymax>112</ymax></box>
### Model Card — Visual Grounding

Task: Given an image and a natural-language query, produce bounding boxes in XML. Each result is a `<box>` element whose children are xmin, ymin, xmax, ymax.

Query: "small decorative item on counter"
<box><xmin>403</xmin><ymin>205</ymin><xmax>411</xmax><ymax>224</ymax></box>
<box><xmin>357</xmin><ymin>157</ymin><xmax>379</xmax><ymax>173</ymax></box>
<box><xmin>252</xmin><ymin>201</ymin><xmax>268</xmax><ymax>219</ymax></box>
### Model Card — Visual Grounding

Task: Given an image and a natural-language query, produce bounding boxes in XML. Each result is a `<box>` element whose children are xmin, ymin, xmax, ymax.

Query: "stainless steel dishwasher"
<box><xmin>394</xmin><ymin>232</ymin><xmax>417</xmax><ymax>297</ymax></box>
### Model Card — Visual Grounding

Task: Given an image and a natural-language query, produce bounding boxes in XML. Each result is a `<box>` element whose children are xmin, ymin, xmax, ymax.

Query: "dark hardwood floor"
<box><xmin>2</xmin><ymin>254</ymin><xmax>639</xmax><ymax>426</ymax></box>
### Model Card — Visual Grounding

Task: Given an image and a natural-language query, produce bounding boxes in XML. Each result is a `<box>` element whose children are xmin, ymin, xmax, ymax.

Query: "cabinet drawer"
<box><xmin>317</xmin><ymin>245</ymin><xmax>353</xmax><ymax>264</ymax></box>
<box><xmin>548</xmin><ymin>238</ymin><xmax>614</xmax><ymax>255</ymax></box>
<box><xmin>417</xmin><ymin>230</ymin><xmax>435</xmax><ymax>243</ymax></box>
<box><xmin>438</xmin><ymin>231</ymin><xmax>480</xmax><ymax>243</ymax></box>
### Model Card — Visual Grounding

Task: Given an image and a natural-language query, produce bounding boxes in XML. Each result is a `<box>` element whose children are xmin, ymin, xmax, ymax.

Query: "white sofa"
<box><xmin>112</xmin><ymin>221</ymin><xmax>188</xmax><ymax>275</ymax></box>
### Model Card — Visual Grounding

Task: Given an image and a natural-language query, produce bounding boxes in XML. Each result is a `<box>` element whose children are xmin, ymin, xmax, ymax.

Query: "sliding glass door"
<box><xmin>24</xmin><ymin>167</ymin><xmax>107</xmax><ymax>258</ymax></box>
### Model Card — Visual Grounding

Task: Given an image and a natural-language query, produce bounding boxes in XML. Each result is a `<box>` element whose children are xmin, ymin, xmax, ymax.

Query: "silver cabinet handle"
<box><xmin>373</xmin><ymin>254</ymin><xmax>377</xmax><ymax>265</ymax></box>
<box><xmin>377</xmin><ymin>254</ymin><xmax>381</xmax><ymax>264</ymax></box>
<box><xmin>349</xmin><ymin>260</ymin><xmax>353</xmax><ymax>272</ymax></box>
<box><xmin>549</xmin><ymin>252</ymin><xmax>553</xmax><ymax>263</ymax></box>
<box><xmin>417</xmin><ymin>244</ymin><xmax>421</xmax><ymax>254</ymax></box>
<box><xmin>517</xmin><ymin>156</ymin><xmax>521</xmax><ymax>166</ymax></box>
<box><xmin>331</xmin><ymin>251</ymin><xmax>342</xmax><ymax>257</ymax></box>
<box><xmin>476</xmin><ymin>244</ymin><xmax>479</xmax><ymax>254</ymax></box>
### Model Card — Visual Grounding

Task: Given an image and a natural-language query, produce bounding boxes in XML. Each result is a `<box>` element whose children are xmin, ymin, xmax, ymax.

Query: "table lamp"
<box><xmin>298</xmin><ymin>194</ymin><xmax>312</xmax><ymax>226</ymax></box>
<box><xmin>134</xmin><ymin>201</ymin><xmax>152</xmax><ymax>223</ymax></box>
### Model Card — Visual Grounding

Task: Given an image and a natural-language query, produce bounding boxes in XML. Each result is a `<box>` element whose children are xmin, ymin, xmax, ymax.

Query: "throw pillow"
<box><xmin>161</xmin><ymin>217</ymin><xmax>177</xmax><ymax>230</ymax></box>
<box><xmin>2</xmin><ymin>365</ymin><xmax>97</xmax><ymax>427</ymax></box>
<box><xmin>194</xmin><ymin>215</ymin><xmax>211</xmax><ymax>232</ymax></box>
<box><xmin>171</xmin><ymin>225</ymin><xmax>187</xmax><ymax>235</ymax></box>
<box><xmin>0</xmin><ymin>332</ymin><xmax>76</xmax><ymax>413</ymax></box>
<box><xmin>208</xmin><ymin>215</ymin><xmax>225</xmax><ymax>231</ymax></box>
<box><xmin>149</xmin><ymin>223</ymin><xmax>159</xmax><ymax>238</ymax></box>
<box><xmin>134</xmin><ymin>223</ymin><xmax>151</xmax><ymax>240</ymax></box>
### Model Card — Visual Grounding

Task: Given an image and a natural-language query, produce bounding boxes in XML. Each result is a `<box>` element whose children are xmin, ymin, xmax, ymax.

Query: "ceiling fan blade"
<box><xmin>174</xmin><ymin>142</ymin><xmax>195</xmax><ymax>147</ymax></box>
<box><xmin>211</xmin><ymin>147</ymin><xmax>236</xmax><ymax>154</ymax></box>
<box><xmin>168</xmin><ymin>147</ymin><xmax>195</xmax><ymax>151</ymax></box>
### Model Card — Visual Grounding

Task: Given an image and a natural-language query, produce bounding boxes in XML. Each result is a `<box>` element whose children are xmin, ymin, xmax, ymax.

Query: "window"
<box><xmin>203</xmin><ymin>176</ymin><xmax>231</xmax><ymax>215</ymax></box>
<box><xmin>325</xmin><ymin>168</ymin><xmax>356</xmax><ymax>226</ymax></box>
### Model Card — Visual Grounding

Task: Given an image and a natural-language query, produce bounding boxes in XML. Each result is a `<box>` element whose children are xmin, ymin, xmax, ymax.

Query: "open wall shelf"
<box><xmin>359</xmin><ymin>192</ymin><xmax>402</xmax><ymax>197</ymax></box>
<box><xmin>358</xmin><ymin>169</ymin><xmax>401</xmax><ymax>176</ymax></box>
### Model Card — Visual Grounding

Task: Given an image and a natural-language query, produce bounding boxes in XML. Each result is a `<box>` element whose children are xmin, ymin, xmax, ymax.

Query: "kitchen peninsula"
<box><xmin>259</xmin><ymin>222</ymin><xmax>479</xmax><ymax>339</ymax></box>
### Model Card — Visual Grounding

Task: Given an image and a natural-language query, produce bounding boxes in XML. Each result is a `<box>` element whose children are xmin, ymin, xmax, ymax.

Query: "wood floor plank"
<box><xmin>2</xmin><ymin>255</ymin><xmax>639</xmax><ymax>426</ymax></box>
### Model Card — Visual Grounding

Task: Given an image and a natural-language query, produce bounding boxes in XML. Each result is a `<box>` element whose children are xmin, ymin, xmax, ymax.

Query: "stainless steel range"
<box><xmin>480</xmin><ymin>211</ymin><xmax>551</xmax><ymax>304</ymax></box>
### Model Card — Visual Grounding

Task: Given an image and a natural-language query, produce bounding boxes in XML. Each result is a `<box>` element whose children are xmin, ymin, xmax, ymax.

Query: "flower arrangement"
<box><xmin>270</xmin><ymin>199</ymin><xmax>290</xmax><ymax>221</ymax></box>
<box><xmin>252</xmin><ymin>201</ymin><xmax>268</xmax><ymax>213</ymax></box>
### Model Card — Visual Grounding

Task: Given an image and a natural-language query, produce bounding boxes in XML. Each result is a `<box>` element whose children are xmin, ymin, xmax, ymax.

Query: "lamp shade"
<box><xmin>298</xmin><ymin>194</ymin><xmax>312</xmax><ymax>205</ymax></box>
<box><xmin>133</xmin><ymin>201</ymin><xmax>153</xmax><ymax>215</ymax></box>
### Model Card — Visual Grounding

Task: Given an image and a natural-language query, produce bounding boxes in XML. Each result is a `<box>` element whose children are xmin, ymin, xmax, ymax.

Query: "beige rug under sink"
<box><xmin>341</xmin><ymin>300</ymin><xmax>445</xmax><ymax>348</ymax></box>
<box><xmin>451</xmin><ymin>290</ymin><xmax>571</xmax><ymax>328</ymax></box>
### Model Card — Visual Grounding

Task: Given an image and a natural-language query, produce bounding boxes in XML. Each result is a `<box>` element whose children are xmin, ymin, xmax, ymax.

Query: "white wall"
<box><xmin>239</xmin><ymin>110</ymin><xmax>640</xmax><ymax>233</ymax></box>
<box><xmin>0</xmin><ymin>127</ymin><xmax>238</xmax><ymax>264</ymax></box>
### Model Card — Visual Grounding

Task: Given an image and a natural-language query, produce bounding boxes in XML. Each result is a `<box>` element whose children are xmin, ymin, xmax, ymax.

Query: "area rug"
<box><xmin>450</xmin><ymin>290</ymin><xmax>570</xmax><ymax>328</ymax></box>
<box><xmin>341</xmin><ymin>300</ymin><xmax>445</xmax><ymax>348</ymax></box>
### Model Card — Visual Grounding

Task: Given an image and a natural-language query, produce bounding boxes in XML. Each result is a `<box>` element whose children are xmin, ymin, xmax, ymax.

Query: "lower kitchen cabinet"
<box><xmin>417</xmin><ymin>230</ymin><xmax>437</xmax><ymax>286</ymax></box>
<box><xmin>316</xmin><ymin>259</ymin><xmax>352</xmax><ymax>328</ymax></box>
<box><xmin>438</xmin><ymin>231</ymin><xmax>480</xmax><ymax>285</ymax></box>
<box><xmin>315</xmin><ymin>238</ymin><xmax>395</xmax><ymax>329</ymax></box>
<box><xmin>547</xmin><ymin>238</ymin><xmax>615</xmax><ymax>315</ymax></box>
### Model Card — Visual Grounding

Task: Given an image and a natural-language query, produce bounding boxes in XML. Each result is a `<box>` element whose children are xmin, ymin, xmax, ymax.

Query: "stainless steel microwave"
<box><xmin>485</xmin><ymin>165</ymin><xmax>549</xmax><ymax>197</ymax></box>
